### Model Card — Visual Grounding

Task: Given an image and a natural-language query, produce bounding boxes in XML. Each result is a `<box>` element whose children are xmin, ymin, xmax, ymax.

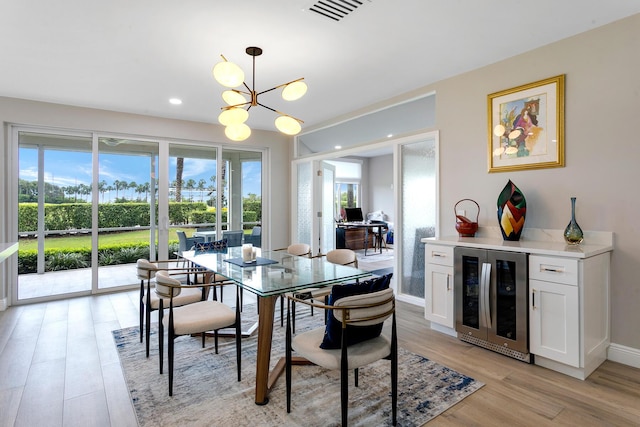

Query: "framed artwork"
<box><xmin>488</xmin><ymin>75</ymin><xmax>565</xmax><ymax>173</ymax></box>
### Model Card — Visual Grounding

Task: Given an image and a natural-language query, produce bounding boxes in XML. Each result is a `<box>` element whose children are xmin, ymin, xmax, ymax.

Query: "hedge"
<box><xmin>19</xmin><ymin>202</ymin><xmax>212</xmax><ymax>232</ymax></box>
<box><xmin>18</xmin><ymin>242</ymin><xmax>180</xmax><ymax>274</ymax></box>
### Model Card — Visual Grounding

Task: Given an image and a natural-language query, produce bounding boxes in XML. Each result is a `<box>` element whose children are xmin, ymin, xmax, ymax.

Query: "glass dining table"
<box><xmin>180</xmin><ymin>246</ymin><xmax>371</xmax><ymax>405</ymax></box>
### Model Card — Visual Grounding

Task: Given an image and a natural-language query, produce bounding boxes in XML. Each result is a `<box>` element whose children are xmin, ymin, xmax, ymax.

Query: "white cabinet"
<box><xmin>424</xmin><ymin>244</ymin><xmax>455</xmax><ymax>333</ymax></box>
<box><xmin>422</xmin><ymin>232</ymin><xmax>612</xmax><ymax>381</ymax></box>
<box><xmin>528</xmin><ymin>253</ymin><xmax>610</xmax><ymax>379</ymax></box>
<box><xmin>529</xmin><ymin>278</ymin><xmax>580</xmax><ymax>366</ymax></box>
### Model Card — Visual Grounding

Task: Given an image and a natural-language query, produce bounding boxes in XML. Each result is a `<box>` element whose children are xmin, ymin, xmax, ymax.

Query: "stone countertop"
<box><xmin>0</xmin><ymin>242</ymin><xmax>19</xmax><ymax>263</ymax></box>
<box><xmin>421</xmin><ymin>228</ymin><xmax>613</xmax><ymax>259</ymax></box>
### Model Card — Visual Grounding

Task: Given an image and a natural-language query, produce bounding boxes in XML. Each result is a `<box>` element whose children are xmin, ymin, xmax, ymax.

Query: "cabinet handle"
<box><xmin>433</xmin><ymin>252</ymin><xmax>445</xmax><ymax>258</ymax></box>
<box><xmin>540</xmin><ymin>265</ymin><xmax>564</xmax><ymax>273</ymax></box>
<box><xmin>446</xmin><ymin>274</ymin><xmax>450</xmax><ymax>291</ymax></box>
<box><xmin>532</xmin><ymin>289</ymin><xmax>537</xmax><ymax>309</ymax></box>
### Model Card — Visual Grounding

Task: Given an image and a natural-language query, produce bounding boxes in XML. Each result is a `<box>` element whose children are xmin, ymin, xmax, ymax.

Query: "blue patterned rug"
<box><xmin>113</xmin><ymin>305</ymin><xmax>482</xmax><ymax>426</ymax></box>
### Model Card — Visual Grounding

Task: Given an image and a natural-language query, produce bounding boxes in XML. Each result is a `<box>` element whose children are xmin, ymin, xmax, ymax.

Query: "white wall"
<box><xmin>0</xmin><ymin>97</ymin><xmax>292</xmax><ymax>303</ymax></box>
<box><xmin>419</xmin><ymin>15</ymin><xmax>640</xmax><ymax>350</ymax></box>
<box><xmin>367</xmin><ymin>154</ymin><xmax>394</xmax><ymax>222</ymax></box>
<box><xmin>308</xmin><ymin>14</ymin><xmax>640</xmax><ymax>353</ymax></box>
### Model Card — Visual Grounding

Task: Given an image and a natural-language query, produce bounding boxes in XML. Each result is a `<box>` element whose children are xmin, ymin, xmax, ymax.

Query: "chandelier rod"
<box><xmin>257</xmin><ymin>102</ymin><xmax>303</xmax><ymax>123</ymax></box>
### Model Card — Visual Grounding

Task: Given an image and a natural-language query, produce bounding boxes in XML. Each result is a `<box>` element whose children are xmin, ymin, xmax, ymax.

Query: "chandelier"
<box><xmin>212</xmin><ymin>46</ymin><xmax>307</xmax><ymax>141</ymax></box>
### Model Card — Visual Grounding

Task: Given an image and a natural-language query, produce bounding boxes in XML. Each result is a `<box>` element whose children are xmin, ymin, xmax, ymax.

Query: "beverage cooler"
<box><xmin>454</xmin><ymin>247</ymin><xmax>530</xmax><ymax>362</ymax></box>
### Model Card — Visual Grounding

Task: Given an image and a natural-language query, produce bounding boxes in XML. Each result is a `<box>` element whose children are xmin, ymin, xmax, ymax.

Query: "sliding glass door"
<box><xmin>398</xmin><ymin>134</ymin><xmax>437</xmax><ymax>302</ymax></box>
<box><xmin>17</xmin><ymin>131</ymin><xmax>94</xmax><ymax>299</ymax></box>
<box><xmin>13</xmin><ymin>126</ymin><xmax>265</xmax><ymax>304</ymax></box>
<box><xmin>97</xmin><ymin>138</ymin><xmax>158</xmax><ymax>290</ymax></box>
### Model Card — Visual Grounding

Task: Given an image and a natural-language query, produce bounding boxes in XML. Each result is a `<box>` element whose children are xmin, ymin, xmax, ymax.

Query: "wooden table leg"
<box><xmin>255</xmin><ymin>295</ymin><xmax>276</xmax><ymax>405</ymax></box>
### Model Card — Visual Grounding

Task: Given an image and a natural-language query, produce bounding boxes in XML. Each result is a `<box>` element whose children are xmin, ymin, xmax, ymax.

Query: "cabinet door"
<box><xmin>425</xmin><ymin>263</ymin><xmax>454</xmax><ymax>328</ymax></box>
<box><xmin>529</xmin><ymin>279</ymin><xmax>580</xmax><ymax>367</ymax></box>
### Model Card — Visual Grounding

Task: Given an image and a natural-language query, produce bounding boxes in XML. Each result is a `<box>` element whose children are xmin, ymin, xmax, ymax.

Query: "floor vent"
<box><xmin>308</xmin><ymin>0</ymin><xmax>370</xmax><ymax>22</ymax></box>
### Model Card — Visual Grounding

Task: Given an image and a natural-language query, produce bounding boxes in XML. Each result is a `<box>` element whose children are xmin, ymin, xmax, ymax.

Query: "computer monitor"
<box><xmin>345</xmin><ymin>207</ymin><xmax>364</xmax><ymax>222</ymax></box>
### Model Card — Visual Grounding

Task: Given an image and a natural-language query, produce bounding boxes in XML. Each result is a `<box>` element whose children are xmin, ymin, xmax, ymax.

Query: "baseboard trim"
<box><xmin>608</xmin><ymin>343</ymin><xmax>640</xmax><ymax>369</ymax></box>
<box><xmin>0</xmin><ymin>298</ymin><xmax>7</xmax><ymax>311</ymax></box>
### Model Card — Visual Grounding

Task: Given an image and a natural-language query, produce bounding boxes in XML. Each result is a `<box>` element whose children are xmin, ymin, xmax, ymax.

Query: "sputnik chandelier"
<box><xmin>212</xmin><ymin>46</ymin><xmax>307</xmax><ymax>141</ymax></box>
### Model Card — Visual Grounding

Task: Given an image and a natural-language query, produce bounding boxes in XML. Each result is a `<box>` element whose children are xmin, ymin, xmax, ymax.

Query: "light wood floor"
<box><xmin>1</xmin><ymin>288</ymin><xmax>639</xmax><ymax>426</ymax></box>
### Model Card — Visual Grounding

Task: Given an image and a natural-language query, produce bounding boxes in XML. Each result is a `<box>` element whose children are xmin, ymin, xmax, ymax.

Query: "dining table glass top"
<box><xmin>181</xmin><ymin>247</ymin><xmax>371</xmax><ymax>297</ymax></box>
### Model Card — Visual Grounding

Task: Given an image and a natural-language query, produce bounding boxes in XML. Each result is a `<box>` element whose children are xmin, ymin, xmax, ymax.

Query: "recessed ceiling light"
<box><xmin>387</xmin><ymin>133</ymin><xmax>393</xmax><ymax>138</ymax></box>
<box><xmin>334</xmin><ymin>145</ymin><xmax>342</xmax><ymax>150</ymax></box>
<box><xmin>169</xmin><ymin>98</ymin><xmax>182</xmax><ymax>105</ymax></box>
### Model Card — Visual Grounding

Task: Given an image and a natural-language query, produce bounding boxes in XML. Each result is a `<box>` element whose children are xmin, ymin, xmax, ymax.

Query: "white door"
<box><xmin>318</xmin><ymin>161</ymin><xmax>336</xmax><ymax>256</ymax></box>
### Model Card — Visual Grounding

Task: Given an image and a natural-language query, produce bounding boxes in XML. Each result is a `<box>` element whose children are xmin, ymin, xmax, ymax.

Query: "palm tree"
<box><xmin>137</xmin><ymin>182</ymin><xmax>150</xmax><ymax>202</ymax></box>
<box><xmin>128</xmin><ymin>181</ymin><xmax>137</xmax><ymax>201</ymax></box>
<box><xmin>106</xmin><ymin>184</ymin><xmax>115</xmax><ymax>202</ymax></box>
<box><xmin>175</xmin><ymin>158</ymin><xmax>184</xmax><ymax>202</ymax></box>
<box><xmin>98</xmin><ymin>180</ymin><xmax>107</xmax><ymax>203</ymax></box>
<box><xmin>197</xmin><ymin>179</ymin><xmax>206</xmax><ymax>202</ymax></box>
<box><xmin>185</xmin><ymin>179</ymin><xmax>196</xmax><ymax>202</ymax></box>
<box><xmin>113</xmin><ymin>180</ymin><xmax>121</xmax><ymax>200</ymax></box>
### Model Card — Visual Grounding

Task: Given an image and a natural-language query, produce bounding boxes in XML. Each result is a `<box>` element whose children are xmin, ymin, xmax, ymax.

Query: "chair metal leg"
<box><xmin>285</xmin><ymin>300</ymin><xmax>292</xmax><ymax>413</ymax></box>
<box><xmin>168</xmin><ymin>305</ymin><xmax>174</xmax><ymax>396</ymax></box>
<box><xmin>391</xmin><ymin>313</ymin><xmax>398</xmax><ymax>426</ymax></box>
<box><xmin>235</xmin><ymin>292</ymin><xmax>242</xmax><ymax>382</ymax></box>
<box><xmin>354</xmin><ymin>368</ymin><xmax>359</xmax><ymax>387</ymax></box>
<box><xmin>280</xmin><ymin>295</ymin><xmax>284</xmax><ymax>327</ymax></box>
<box><xmin>158</xmin><ymin>300</ymin><xmax>164</xmax><ymax>374</ymax></box>
<box><xmin>139</xmin><ymin>280</ymin><xmax>144</xmax><ymax>342</ymax></box>
<box><xmin>340</xmin><ymin>346</ymin><xmax>349</xmax><ymax>426</ymax></box>
<box><xmin>168</xmin><ymin>330</ymin><xmax>174</xmax><ymax>396</ymax></box>
<box><xmin>292</xmin><ymin>301</ymin><xmax>296</xmax><ymax>333</ymax></box>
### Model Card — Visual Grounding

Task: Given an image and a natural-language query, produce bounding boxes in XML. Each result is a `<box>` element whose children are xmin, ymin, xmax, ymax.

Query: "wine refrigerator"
<box><xmin>454</xmin><ymin>247</ymin><xmax>531</xmax><ymax>362</ymax></box>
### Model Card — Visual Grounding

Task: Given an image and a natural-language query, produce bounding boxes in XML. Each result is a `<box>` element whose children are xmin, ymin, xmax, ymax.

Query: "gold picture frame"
<box><xmin>488</xmin><ymin>75</ymin><xmax>565</xmax><ymax>173</ymax></box>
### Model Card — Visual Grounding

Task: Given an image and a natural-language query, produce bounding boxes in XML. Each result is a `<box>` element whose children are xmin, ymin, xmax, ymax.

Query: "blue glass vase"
<box><xmin>564</xmin><ymin>197</ymin><xmax>584</xmax><ymax>245</ymax></box>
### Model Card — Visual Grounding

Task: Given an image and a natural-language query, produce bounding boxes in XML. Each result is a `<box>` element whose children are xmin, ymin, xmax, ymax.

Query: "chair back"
<box><xmin>287</xmin><ymin>243</ymin><xmax>311</xmax><ymax>257</ymax></box>
<box><xmin>222</xmin><ymin>230</ymin><xmax>244</xmax><ymax>247</ymax></box>
<box><xmin>176</xmin><ymin>230</ymin><xmax>189</xmax><ymax>252</ymax></box>
<box><xmin>326</xmin><ymin>249</ymin><xmax>358</xmax><ymax>268</ymax></box>
<box><xmin>333</xmin><ymin>288</ymin><xmax>394</xmax><ymax>327</ymax></box>
<box><xmin>155</xmin><ymin>270</ymin><xmax>182</xmax><ymax>298</ymax></box>
<box><xmin>137</xmin><ymin>259</ymin><xmax>157</xmax><ymax>280</ymax></box>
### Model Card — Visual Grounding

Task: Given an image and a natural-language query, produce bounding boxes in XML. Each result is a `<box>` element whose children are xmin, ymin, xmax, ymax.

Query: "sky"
<box><xmin>19</xmin><ymin>148</ymin><xmax>261</xmax><ymax>202</ymax></box>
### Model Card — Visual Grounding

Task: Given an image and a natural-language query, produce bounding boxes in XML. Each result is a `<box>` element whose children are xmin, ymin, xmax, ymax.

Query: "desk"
<box><xmin>337</xmin><ymin>222</ymin><xmax>384</xmax><ymax>255</ymax></box>
<box><xmin>181</xmin><ymin>247</ymin><xmax>371</xmax><ymax>405</ymax></box>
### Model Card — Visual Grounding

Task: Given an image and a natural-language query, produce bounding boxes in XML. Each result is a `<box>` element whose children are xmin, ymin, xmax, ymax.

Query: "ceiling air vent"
<box><xmin>308</xmin><ymin>0</ymin><xmax>370</xmax><ymax>22</ymax></box>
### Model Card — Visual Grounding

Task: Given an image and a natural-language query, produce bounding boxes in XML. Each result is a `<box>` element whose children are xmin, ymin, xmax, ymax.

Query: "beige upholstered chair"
<box><xmin>137</xmin><ymin>259</ymin><xmax>205</xmax><ymax>359</ymax></box>
<box><xmin>285</xmin><ymin>287</ymin><xmax>397</xmax><ymax>426</ymax></box>
<box><xmin>278</xmin><ymin>244</ymin><xmax>312</xmax><ymax>327</ymax></box>
<box><xmin>155</xmin><ymin>270</ymin><xmax>241</xmax><ymax>396</ymax></box>
<box><xmin>326</xmin><ymin>248</ymin><xmax>358</xmax><ymax>268</ymax></box>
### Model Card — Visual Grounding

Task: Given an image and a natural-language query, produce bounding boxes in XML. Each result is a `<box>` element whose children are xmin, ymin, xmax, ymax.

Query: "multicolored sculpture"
<box><xmin>497</xmin><ymin>180</ymin><xmax>526</xmax><ymax>241</ymax></box>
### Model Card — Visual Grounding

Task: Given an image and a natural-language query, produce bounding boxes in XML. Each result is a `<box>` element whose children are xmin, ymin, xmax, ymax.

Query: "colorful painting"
<box><xmin>488</xmin><ymin>75</ymin><xmax>565</xmax><ymax>172</ymax></box>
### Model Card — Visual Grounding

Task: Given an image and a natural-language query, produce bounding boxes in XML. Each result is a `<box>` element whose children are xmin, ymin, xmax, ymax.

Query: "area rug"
<box><xmin>113</xmin><ymin>306</ymin><xmax>482</xmax><ymax>426</ymax></box>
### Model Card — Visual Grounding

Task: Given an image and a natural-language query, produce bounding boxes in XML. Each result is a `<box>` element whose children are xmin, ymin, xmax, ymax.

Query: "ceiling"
<box><xmin>1</xmin><ymin>1</ymin><xmax>639</xmax><ymax>135</ymax></box>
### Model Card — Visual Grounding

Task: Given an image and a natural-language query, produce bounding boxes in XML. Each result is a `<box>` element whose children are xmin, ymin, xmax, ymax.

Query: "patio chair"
<box><xmin>222</xmin><ymin>230</ymin><xmax>244</xmax><ymax>247</ymax></box>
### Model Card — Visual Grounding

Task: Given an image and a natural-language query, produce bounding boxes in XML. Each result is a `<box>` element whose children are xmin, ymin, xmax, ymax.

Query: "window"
<box><xmin>326</xmin><ymin>160</ymin><xmax>361</xmax><ymax>221</ymax></box>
